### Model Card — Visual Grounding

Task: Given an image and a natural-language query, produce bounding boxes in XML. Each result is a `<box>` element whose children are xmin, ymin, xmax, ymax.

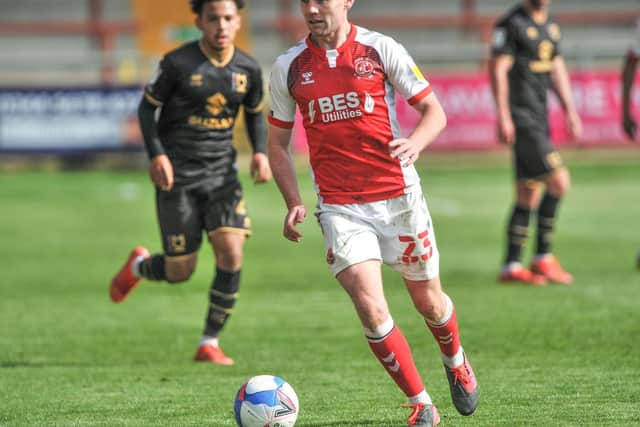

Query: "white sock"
<box><xmin>199</xmin><ymin>336</ymin><xmax>219</xmax><ymax>347</ymax></box>
<box><xmin>363</xmin><ymin>315</ymin><xmax>394</xmax><ymax>340</ymax></box>
<box><xmin>503</xmin><ymin>262</ymin><xmax>522</xmax><ymax>272</ymax></box>
<box><xmin>130</xmin><ymin>256</ymin><xmax>145</xmax><ymax>277</ymax></box>
<box><xmin>409</xmin><ymin>390</ymin><xmax>432</xmax><ymax>405</ymax></box>
<box><xmin>442</xmin><ymin>345</ymin><xmax>465</xmax><ymax>369</ymax></box>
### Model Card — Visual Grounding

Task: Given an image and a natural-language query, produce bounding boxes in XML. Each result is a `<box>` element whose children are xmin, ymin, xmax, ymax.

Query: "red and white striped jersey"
<box><xmin>269</xmin><ymin>24</ymin><xmax>432</xmax><ymax>204</ymax></box>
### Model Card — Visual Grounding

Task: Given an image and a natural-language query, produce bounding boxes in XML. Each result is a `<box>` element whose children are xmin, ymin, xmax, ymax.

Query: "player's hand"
<box><xmin>389</xmin><ymin>137</ymin><xmax>421</xmax><ymax>167</ymax></box>
<box><xmin>149</xmin><ymin>154</ymin><xmax>174</xmax><ymax>191</ymax></box>
<box><xmin>567</xmin><ymin>111</ymin><xmax>582</xmax><ymax>141</ymax></box>
<box><xmin>250</xmin><ymin>152</ymin><xmax>272</xmax><ymax>184</ymax></box>
<box><xmin>497</xmin><ymin>116</ymin><xmax>515</xmax><ymax>145</ymax></box>
<box><xmin>283</xmin><ymin>205</ymin><xmax>306</xmax><ymax>243</ymax></box>
<box><xmin>623</xmin><ymin>114</ymin><xmax>637</xmax><ymax>140</ymax></box>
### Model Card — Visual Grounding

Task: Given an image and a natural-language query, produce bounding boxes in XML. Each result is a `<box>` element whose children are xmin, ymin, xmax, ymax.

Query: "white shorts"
<box><xmin>315</xmin><ymin>185</ymin><xmax>440</xmax><ymax>281</ymax></box>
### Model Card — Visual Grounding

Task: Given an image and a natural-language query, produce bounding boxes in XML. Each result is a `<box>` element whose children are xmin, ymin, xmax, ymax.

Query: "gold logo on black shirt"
<box><xmin>232</xmin><ymin>73</ymin><xmax>248</xmax><ymax>93</ymax></box>
<box><xmin>527</xmin><ymin>27</ymin><xmax>539</xmax><ymax>40</ymax></box>
<box><xmin>530</xmin><ymin>40</ymin><xmax>554</xmax><ymax>73</ymax></box>
<box><xmin>207</xmin><ymin>92</ymin><xmax>227</xmax><ymax>116</ymax></box>
<box><xmin>190</xmin><ymin>74</ymin><xmax>203</xmax><ymax>87</ymax></box>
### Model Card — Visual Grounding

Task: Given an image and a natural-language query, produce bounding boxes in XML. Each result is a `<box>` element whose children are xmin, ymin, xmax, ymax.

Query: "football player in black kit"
<box><xmin>109</xmin><ymin>0</ymin><xmax>271</xmax><ymax>365</ymax></box>
<box><xmin>490</xmin><ymin>0</ymin><xmax>582</xmax><ymax>286</ymax></box>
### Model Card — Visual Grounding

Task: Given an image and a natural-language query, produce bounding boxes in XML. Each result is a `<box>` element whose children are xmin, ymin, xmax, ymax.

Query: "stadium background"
<box><xmin>1</xmin><ymin>1</ymin><xmax>639</xmax><ymax>426</ymax></box>
<box><xmin>1</xmin><ymin>0</ymin><xmax>639</xmax><ymax>156</ymax></box>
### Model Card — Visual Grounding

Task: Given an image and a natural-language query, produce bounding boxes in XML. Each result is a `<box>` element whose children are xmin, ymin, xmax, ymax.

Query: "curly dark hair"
<box><xmin>191</xmin><ymin>0</ymin><xmax>245</xmax><ymax>15</ymax></box>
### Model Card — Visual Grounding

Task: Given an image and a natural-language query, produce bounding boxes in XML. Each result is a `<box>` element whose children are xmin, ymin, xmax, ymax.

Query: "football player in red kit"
<box><xmin>267</xmin><ymin>1</ymin><xmax>478</xmax><ymax>425</ymax></box>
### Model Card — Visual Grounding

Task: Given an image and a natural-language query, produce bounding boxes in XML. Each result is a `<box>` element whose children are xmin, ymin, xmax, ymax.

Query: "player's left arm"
<box><xmin>551</xmin><ymin>56</ymin><xmax>582</xmax><ymax>140</ymax></box>
<box><xmin>389</xmin><ymin>92</ymin><xmax>446</xmax><ymax>167</ymax></box>
<box><xmin>243</xmin><ymin>64</ymin><xmax>272</xmax><ymax>183</ymax></box>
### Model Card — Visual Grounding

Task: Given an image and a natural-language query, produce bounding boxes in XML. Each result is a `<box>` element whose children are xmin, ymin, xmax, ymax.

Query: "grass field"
<box><xmin>1</xmin><ymin>149</ymin><xmax>639</xmax><ymax>426</ymax></box>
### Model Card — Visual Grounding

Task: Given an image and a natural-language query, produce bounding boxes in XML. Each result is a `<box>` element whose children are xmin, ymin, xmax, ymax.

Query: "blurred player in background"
<box><xmin>622</xmin><ymin>20</ymin><xmax>639</xmax><ymax>141</ymax></box>
<box><xmin>621</xmin><ymin>18</ymin><xmax>640</xmax><ymax>268</ymax></box>
<box><xmin>109</xmin><ymin>0</ymin><xmax>271</xmax><ymax>365</ymax></box>
<box><xmin>268</xmin><ymin>1</ymin><xmax>478</xmax><ymax>425</ymax></box>
<box><xmin>490</xmin><ymin>0</ymin><xmax>582</xmax><ymax>286</ymax></box>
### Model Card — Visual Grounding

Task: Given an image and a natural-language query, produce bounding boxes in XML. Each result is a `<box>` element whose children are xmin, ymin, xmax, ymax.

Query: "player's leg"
<box><xmin>319</xmin><ymin>201</ymin><xmax>438</xmax><ymax>426</ymax></box>
<box><xmin>194</xmin><ymin>184</ymin><xmax>250</xmax><ymax>365</ymax></box>
<box><xmin>337</xmin><ymin>261</ymin><xmax>439</xmax><ymax>427</ymax></box>
<box><xmin>383</xmin><ymin>186</ymin><xmax>477</xmax><ymax>416</ymax></box>
<box><xmin>530</xmin><ymin>164</ymin><xmax>573</xmax><ymax>284</ymax></box>
<box><xmin>404</xmin><ymin>277</ymin><xmax>478</xmax><ymax>416</ymax></box>
<box><xmin>499</xmin><ymin>128</ymin><xmax>548</xmax><ymax>285</ymax></box>
<box><xmin>110</xmin><ymin>187</ymin><xmax>202</xmax><ymax>302</ymax></box>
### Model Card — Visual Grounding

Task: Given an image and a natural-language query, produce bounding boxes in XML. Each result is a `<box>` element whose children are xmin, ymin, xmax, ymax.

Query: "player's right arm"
<box><xmin>268</xmin><ymin>54</ymin><xmax>306</xmax><ymax>243</ymax></box>
<box><xmin>489</xmin><ymin>19</ymin><xmax>516</xmax><ymax>145</ymax></box>
<box><xmin>268</xmin><ymin>125</ymin><xmax>306</xmax><ymax>243</ymax></box>
<box><xmin>139</xmin><ymin>55</ymin><xmax>179</xmax><ymax>190</ymax></box>
<box><xmin>138</xmin><ymin>97</ymin><xmax>173</xmax><ymax>191</ymax></box>
<box><xmin>489</xmin><ymin>55</ymin><xmax>515</xmax><ymax>145</ymax></box>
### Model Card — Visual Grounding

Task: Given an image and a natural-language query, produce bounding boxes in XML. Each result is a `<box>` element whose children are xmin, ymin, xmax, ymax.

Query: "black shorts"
<box><xmin>155</xmin><ymin>182</ymin><xmax>251</xmax><ymax>256</ymax></box>
<box><xmin>513</xmin><ymin>126</ymin><xmax>564</xmax><ymax>180</ymax></box>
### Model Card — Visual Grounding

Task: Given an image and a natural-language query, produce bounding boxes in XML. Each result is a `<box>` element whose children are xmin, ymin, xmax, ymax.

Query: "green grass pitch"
<box><xmin>1</xmin><ymin>149</ymin><xmax>639</xmax><ymax>426</ymax></box>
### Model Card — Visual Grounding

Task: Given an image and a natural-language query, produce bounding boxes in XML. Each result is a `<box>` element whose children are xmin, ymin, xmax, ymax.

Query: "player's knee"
<box><xmin>217</xmin><ymin>251</ymin><xmax>243</xmax><ymax>271</ymax></box>
<box><xmin>165</xmin><ymin>257</ymin><xmax>197</xmax><ymax>283</ymax></box>
<box><xmin>549</xmin><ymin>169</ymin><xmax>571</xmax><ymax>196</ymax></box>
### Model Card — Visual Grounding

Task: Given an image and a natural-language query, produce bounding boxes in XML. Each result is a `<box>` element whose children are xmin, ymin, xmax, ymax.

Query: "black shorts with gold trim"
<box><xmin>513</xmin><ymin>126</ymin><xmax>564</xmax><ymax>181</ymax></box>
<box><xmin>155</xmin><ymin>181</ymin><xmax>251</xmax><ymax>256</ymax></box>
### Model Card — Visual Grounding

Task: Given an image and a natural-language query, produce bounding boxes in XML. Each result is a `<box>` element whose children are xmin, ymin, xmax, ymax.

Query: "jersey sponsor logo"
<box><xmin>354</xmin><ymin>57</ymin><xmax>375</xmax><ymax>78</ymax></box>
<box><xmin>530</xmin><ymin>40</ymin><xmax>554</xmax><ymax>73</ymax></box>
<box><xmin>190</xmin><ymin>73</ymin><xmax>203</xmax><ymax>87</ymax></box>
<box><xmin>527</xmin><ymin>26</ymin><xmax>539</xmax><ymax>40</ymax></box>
<box><xmin>188</xmin><ymin>115</ymin><xmax>235</xmax><ymax>129</ymax></box>
<box><xmin>307</xmin><ymin>91</ymin><xmax>365</xmax><ymax>124</ymax></box>
<box><xmin>301</xmin><ymin>71</ymin><xmax>315</xmax><ymax>85</ymax></box>
<box><xmin>232</xmin><ymin>72</ymin><xmax>248</xmax><ymax>93</ymax></box>
<box><xmin>207</xmin><ymin>92</ymin><xmax>227</xmax><ymax>116</ymax></box>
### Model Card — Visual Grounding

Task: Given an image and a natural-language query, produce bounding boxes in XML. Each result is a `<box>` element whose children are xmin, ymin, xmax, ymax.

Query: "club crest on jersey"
<box><xmin>232</xmin><ymin>72</ymin><xmax>248</xmax><ymax>93</ymax></box>
<box><xmin>354</xmin><ymin>57</ymin><xmax>375</xmax><ymax>78</ymax></box>
<box><xmin>301</xmin><ymin>71</ymin><xmax>315</xmax><ymax>85</ymax></box>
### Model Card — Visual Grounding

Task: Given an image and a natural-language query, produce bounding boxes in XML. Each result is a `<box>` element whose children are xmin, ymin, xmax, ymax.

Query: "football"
<box><xmin>234</xmin><ymin>375</ymin><xmax>299</xmax><ymax>427</ymax></box>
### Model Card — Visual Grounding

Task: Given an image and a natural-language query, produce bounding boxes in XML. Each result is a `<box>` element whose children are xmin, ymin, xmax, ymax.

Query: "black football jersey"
<box><xmin>144</xmin><ymin>41</ymin><xmax>264</xmax><ymax>188</ymax></box>
<box><xmin>491</xmin><ymin>5</ymin><xmax>561</xmax><ymax>129</ymax></box>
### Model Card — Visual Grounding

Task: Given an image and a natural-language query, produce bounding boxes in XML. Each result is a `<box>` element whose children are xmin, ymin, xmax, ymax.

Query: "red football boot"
<box><xmin>531</xmin><ymin>255</ymin><xmax>573</xmax><ymax>285</ymax></box>
<box><xmin>194</xmin><ymin>344</ymin><xmax>234</xmax><ymax>366</ymax></box>
<box><xmin>444</xmin><ymin>353</ymin><xmax>479</xmax><ymax>416</ymax></box>
<box><xmin>499</xmin><ymin>264</ymin><xmax>547</xmax><ymax>286</ymax></box>
<box><xmin>403</xmin><ymin>403</ymin><xmax>440</xmax><ymax>426</ymax></box>
<box><xmin>109</xmin><ymin>246</ymin><xmax>150</xmax><ymax>303</ymax></box>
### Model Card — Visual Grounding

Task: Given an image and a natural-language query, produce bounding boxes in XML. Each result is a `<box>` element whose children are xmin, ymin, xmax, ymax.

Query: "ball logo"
<box><xmin>354</xmin><ymin>57</ymin><xmax>375</xmax><ymax>78</ymax></box>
